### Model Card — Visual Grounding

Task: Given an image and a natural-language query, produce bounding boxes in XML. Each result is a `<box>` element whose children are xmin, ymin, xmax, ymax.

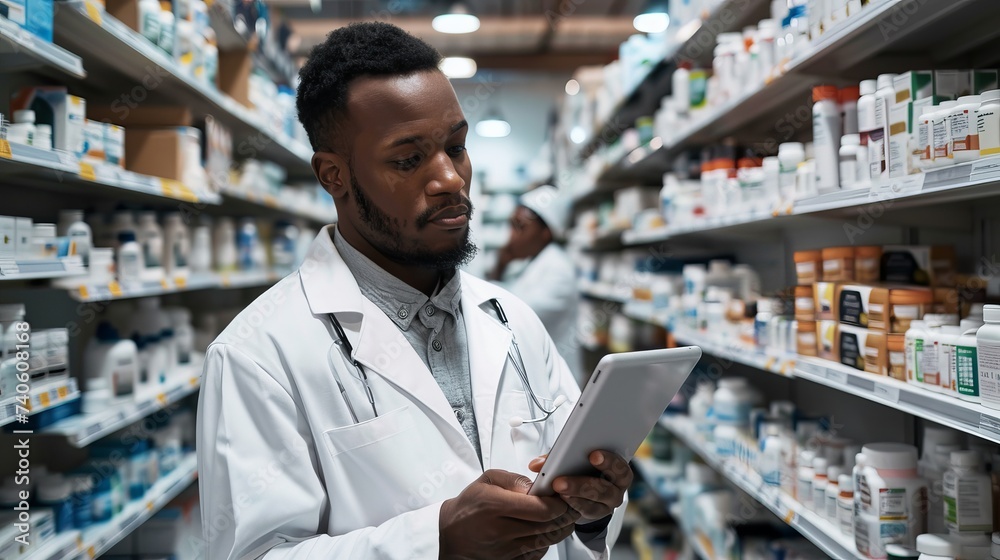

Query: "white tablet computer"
<box><xmin>528</xmin><ymin>346</ymin><xmax>701</xmax><ymax>496</ymax></box>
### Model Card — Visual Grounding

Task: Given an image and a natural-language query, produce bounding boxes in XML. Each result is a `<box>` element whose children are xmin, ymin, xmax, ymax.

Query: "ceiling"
<box><xmin>281</xmin><ymin>0</ymin><xmax>648</xmax><ymax>71</ymax></box>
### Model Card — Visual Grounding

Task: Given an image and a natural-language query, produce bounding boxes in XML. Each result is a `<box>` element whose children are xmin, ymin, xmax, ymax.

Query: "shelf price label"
<box><xmin>79</xmin><ymin>162</ymin><xmax>97</xmax><ymax>181</ymax></box>
<box><xmin>57</xmin><ymin>385</ymin><xmax>68</xmax><ymax>399</ymax></box>
<box><xmin>174</xmin><ymin>276</ymin><xmax>187</xmax><ymax>289</ymax></box>
<box><xmin>77</xmin><ymin>285</ymin><xmax>90</xmax><ymax>299</ymax></box>
<box><xmin>0</xmin><ymin>140</ymin><xmax>11</xmax><ymax>159</ymax></box>
<box><xmin>39</xmin><ymin>391</ymin><xmax>50</xmax><ymax>408</ymax></box>
<box><xmin>83</xmin><ymin>0</ymin><xmax>103</xmax><ymax>23</ymax></box>
<box><xmin>108</xmin><ymin>281</ymin><xmax>123</xmax><ymax>298</ymax></box>
<box><xmin>874</xmin><ymin>384</ymin><xmax>900</xmax><ymax>403</ymax></box>
<box><xmin>979</xmin><ymin>414</ymin><xmax>1000</xmax><ymax>439</ymax></box>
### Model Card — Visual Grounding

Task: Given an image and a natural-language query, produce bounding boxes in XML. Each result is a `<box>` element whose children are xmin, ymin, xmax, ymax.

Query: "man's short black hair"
<box><xmin>296</xmin><ymin>22</ymin><xmax>443</xmax><ymax>152</ymax></box>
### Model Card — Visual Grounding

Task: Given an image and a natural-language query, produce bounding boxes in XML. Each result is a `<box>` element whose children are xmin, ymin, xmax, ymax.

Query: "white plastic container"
<box><xmin>138</xmin><ymin>0</ymin><xmax>161</xmax><ymax>44</ymax></box>
<box><xmin>812</xmin><ymin>457</ymin><xmax>830</xmax><ymax>513</ymax></box>
<box><xmin>88</xmin><ymin>248</ymin><xmax>114</xmax><ymax>285</ymax></box>
<box><xmin>136</xmin><ymin>211</ymin><xmax>165</xmax><ymax>282</ymax></box>
<box><xmin>57</xmin><ymin>210</ymin><xmax>92</xmax><ymax>265</ymax></box>
<box><xmin>35</xmin><ymin>124</ymin><xmax>52</xmax><ymax>150</ymax></box>
<box><xmin>906</xmin><ymin>320</ymin><xmax>928</xmax><ymax>386</ymax></box>
<box><xmin>213</xmin><ymin>217</ymin><xmax>237</xmax><ymax>272</ymax></box>
<box><xmin>978</xmin><ymin>305</ymin><xmax>1000</xmax><ymax>411</ymax></box>
<box><xmin>689</xmin><ymin>380</ymin><xmax>715</xmax><ymax>437</ymax></box>
<box><xmin>956</xmin><ymin>318</ymin><xmax>985</xmax><ymax>402</ymax></box>
<box><xmin>680</xmin><ymin>463</ymin><xmax>720</xmax><ymax>534</ymax></box>
<box><xmin>798</xmin><ymin>449</ymin><xmax>817</xmax><ymax>508</ymax></box>
<box><xmin>922</xmin><ymin>323</ymin><xmax>945</xmax><ymax>393</ymax></box>
<box><xmin>949</xmin><ymin>95</ymin><xmax>982</xmax><ymax>164</ymax></box>
<box><xmin>115</xmin><ymin>231</ymin><xmax>143</xmax><ymax>288</ymax></box>
<box><xmin>190</xmin><ymin>222</ymin><xmax>212</xmax><ymax>274</ymax></box>
<box><xmin>168</xmin><ymin>308</ymin><xmax>194</xmax><ymax>365</ymax></box>
<box><xmin>932</xmin><ymin>101</ymin><xmax>959</xmax><ymax>167</ymax></box>
<box><xmin>856</xmin><ymin>443</ymin><xmax>928</xmax><ymax>557</ymax></box>
<box><xmin>713</xmin><ymin>377</ymin><xmax>755</xmax><ymax>426</ymax></box>
<box><xmin>157</xmin><ymin>2</ymin><xmax>174</xmax><ymax>54</ymax></box>
<box><xmin>918</xmin><ymin>105</ymin><xmax>936</xmax><ymax>170</ymax></box>
<box><xmin>943</xmin><ymin>450</ymin><xmax>993</xmax><ymax>534</ymax></box>
<box><xmin>714</xmin><ymin>424</ymin><xmax>740</xmax><ymax>457</ymax></box>
<box><xmin>761</xmin><ymin>424</ymin><xmax>784</xmax><ymax>486</ymax></box>
<box><xmin>32</xmin><ymin>223</ymin><xmax>57</xmax><ymax>259</ymax></box>
<box><xmin>938</xmin><ymin>326</ymin><xmax>963</xmax><ymax>397</ymax></box>
<box><xmin>9</xmin><ymin>109</ymin><xmax>37</xmax><ymax>147</ymax></box>
<box><xmin>673</xmin><ymin>64</ymin><xmax>690</xmax><ymax>114</ymax></box>
<box><xmin>83</xmin><ymin>322</ymin><xmax>139</xmax><ymax>397</ymax></box>
<box><xmin>826</xmin><ymin>466</ymin><xmax>843</xmax><ymax>521</ymax></box>
<box><xmin>839</xmin><ymin>473</ymin><xmax>854</xmax><ymax>536</ymax></box>
<box><xmin>927</xmin><ymin>443</ymin><xmax>965</xmax><ymax>535</ymax></box>
<box><xmin>813</xmin><ymin>85</ymin><xmax>842</xmax><ymax>193</ymax></box>
<box><xmin>872</xmin><ymin>73</ymin><xmax>898</xmax><ymax>181</ymax></box>
<box><xmin>163</xmin><ymin>213</ymin><xmax>191</xmax><ymax>279</ymax></box>
<box><xmin>917</xmin><ymin>534</ymin><xmax>959</xmax><ymax>560</ymax></box>
<box><xmin>842</xmin><ymin>86</ymin><xmax>860</xmax><ymax>135</ymax></box>
<box><xmin>839</xmin><ymin>133</ymin><xmax>863</xmax><ymax>189</ymax></box>
<box><xmin>858</xmin><ymin>79</ymin><xmax>878</xmax><ymax>186</ymax></box>
<box><xmin>778</xmin><ymin>142</ymin><xmax>805</xmax><ymax>205</ymax></box>
<box><xmin>976</xmin><ymin>90</ymin><xmax>1000</xmax><ymax>158</ymax></box>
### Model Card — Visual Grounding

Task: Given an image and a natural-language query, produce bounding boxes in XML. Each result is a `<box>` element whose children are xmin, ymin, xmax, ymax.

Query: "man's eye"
<box><xmin>394</xmin><ymin>156</ymin><xmax>420</xmax><ymax>170</ymax></box>
<box><xmin>447</xmin><ymin>145</ymin><xmax>466</xmax><ymax>156</ymax></box>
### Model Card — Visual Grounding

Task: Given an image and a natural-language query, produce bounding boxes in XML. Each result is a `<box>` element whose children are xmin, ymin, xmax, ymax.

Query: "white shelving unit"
<box><xmin>0</xmin><ymin>15</ymin><xmax>85</xmax><ymax>78</ymax></box>
<box><xmin>0</xmin><ymin>377</ymin><xmax>80</xmax><ymax>428</ymax></box>
<box><xmin>39</xmin><ymin>358</ymin><xmax>203</xmax><ymax>447</ymax></box>
<box><xmin>0</xmin><ymin>257</ymin><xmax>88</xmax><ymax>282</ymax></box>
<box><xmin>60</xmin><ymin>269</ymin><xmax>283</xmax><ymax>302</ymax></box>
<box><xmin>660</xmin><ymin>416</ymin><xmax>863</xmax><ymax>559</ymax></box>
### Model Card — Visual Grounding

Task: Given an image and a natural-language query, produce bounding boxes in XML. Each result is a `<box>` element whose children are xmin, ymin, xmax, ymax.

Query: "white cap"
<box><xmin>827</xmin><ymin>465</ymin><xmax>844</xmax><ymax>480</ymax></box>
<box><xmin>876</xmin><ymin>73</ymin><xmax>898</xmax><ymax>90</ymax></box>
<box><xmin>982</xmin><ymin>89</ymin><xmax>1000</xmax><ymax>102</ymax></box>
<box><xmin>37</xmin><ymin>474</ymin><xmax>72</xmax><ymax>502</ymax></box>
<box><xmin>991</xmin><ymin>532</ymin><xmax>1000</xmax><ymax>558</ymax></box>
<box><xmin>13</xmin><ymin>109</ymin><xmax>35</xmax><ymax>124</ymax></box>
<box><xmin>33</xmin><ymin>223</ymin><xmax>56</xmax><ymax>238</ymax></box>
<box><xmin>757</xmin><ymin>298</ymin><xmax>774</xmax><ymax>314</ymax></box>
<box><xmin>800</xmin><ymin>449</ymin><xmax>816</xmax><ymax>463</ymax></box>
<box><xmin>841</xmin><ymin>133</ymin><xmax>860</xmax><ymax>146</ymax></box>
<box><xmin>837</xmin><ymin>473</ymin><xmax>852</xmax><ymax>489</ymax></box>
<box><xmin>718</xmin><ymin>377</ymin><xmax>747</xmax><ymax>390</ymax></box>
<box><xmin>518</xmin><ymin>185</ymin><xmax>570</xmax><ymax>239</ymax></box>
<box><xmin>59</xmin><ymin>209</ymin><xmax>85</xmax><ymax>223</ymax></box>
<box><xmin>862</xmin><ymin>443</ymin><xmax>918</xmax><ymax>470</ymax></box>
<box><xmin>779</xmin><ymin>142</ymin><xmax>805</xmax><ymax>154</ymax></box>
<box><xmin>939</xmin><ymin>100</ymin><xmax>959</xmax><ymax>111</ymax></box>
<box><xmin>985</xmin><ymin>304</ymin><xmax>1000</xmax><ymax>323</ymax></box>
<box><xmin>884</xmin><ymin>545</ymin><xmax>919</xmax><ymax>558</ymax></box>
<box><xmin>908</xmin><ymin>319</ymin><xmax>926</xmax><ymax>331</ymax></box>
<box><xmin>860</xmin><ymin>80</ymin><xmax>877</xmax><ymax>96</ymax></box>
<box><xmin>917</xmin><ymin>534</ymin><xmax>960</xmax><ymax>556</ymax></box>
<box><xmin>813</xmin><ymin>457</ymin><xmax>829</xmax><ymax>471</ymax></box>
<box><xmin>961</xmin><ymin>318</ymin><xmax>984</xmax><ymax>333</ymax></box>
<box><xmin>951</xmin><ymin>450</ymin><xmax>982</xmax><ymax>468</ymax></box>
<box><xmin>958</xmin><ymin>95</ymin><xmax>982</xmax><ymax>105</ymax></box>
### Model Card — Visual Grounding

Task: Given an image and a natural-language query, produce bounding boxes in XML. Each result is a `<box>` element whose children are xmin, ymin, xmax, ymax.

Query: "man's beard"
<box><xmin>350</xmin><ymin>172</ymin><xmax>478</xmax><ymax>270</ymax></box>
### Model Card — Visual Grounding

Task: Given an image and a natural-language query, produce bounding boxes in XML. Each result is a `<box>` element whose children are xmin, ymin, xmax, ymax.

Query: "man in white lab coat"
<box><xmin>489</xmin><ymin>185</ymin><xmax>583</xmax><ymax>384</ymax></box>
<box><xmin>196</xmin><ymin>22</ymin><xmax>628</xmax><ymax>559</ymax></box>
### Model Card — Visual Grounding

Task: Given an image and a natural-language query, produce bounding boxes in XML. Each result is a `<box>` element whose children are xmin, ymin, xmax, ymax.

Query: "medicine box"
<box><xmin>83</xmin><ymin>119</ymin><xmax>106</xmax><ymax>163</ymax></box>
<box><xmin>934</xmin><ymin>70</ymin><xmax>972</xmax><ymax>99</ymax></box>
<box><xmin>814</xmin><ymin>281</ymin><xmax>839</xmax><ymax>321</ymax></box>
<box><xmin>10</xmin><ymin>87</ymin><xmax>86</xmax><ymax>157</ymax></box>
<box><xmin>0</xmin><ymin>216</ymin><xmax>14</xmax><ymax>260</ymax></box>
<box><xmin>0</xmin><ymin>0</ymin><xmax>53</xmax><ymax>41</ymax></box>
<box><xmin>14</xmin><ymin>217</ymin><xmax>32</xmax><ymax>259</ymax></box>
<box><xmin>104</xmin><ymin>123</ymin><xmax>125</xmax><ymax>167</ymax></box>
<box><xmin>880</xmin><ymin>245</ymin><xmax>956</xmax><ymax>286</ymax></box>
<box><xmin>893</xmin><ymin>71</ymin><xmax>933</xmax><ymax>103</ymax></box>
<box><xmin>817</xmin><ymin>319</ymin><xmax>838</xmax><ymax>362</ymax></box>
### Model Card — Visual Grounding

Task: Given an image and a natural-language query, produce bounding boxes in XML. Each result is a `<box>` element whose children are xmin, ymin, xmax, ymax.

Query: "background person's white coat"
<box><xmin>196</xmin><ymin>226</ymin><xmax>625</xmax><ymax>559</ymax></box>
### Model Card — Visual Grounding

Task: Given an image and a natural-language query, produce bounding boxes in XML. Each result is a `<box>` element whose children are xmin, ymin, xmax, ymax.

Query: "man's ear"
<box><xmin>312</xmin><ymin>152</ymin><xmax>350</xmax><ymax>200</ymax></box>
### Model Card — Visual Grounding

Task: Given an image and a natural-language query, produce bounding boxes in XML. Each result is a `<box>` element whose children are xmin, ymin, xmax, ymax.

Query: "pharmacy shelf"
<box><xmin>0</xmin><ymin>141</ymin><xmax>222</xmax><ymax>207</ymax></box>
<box><xmin>22</xmin><ymin>530</ymin><xmax>81</xmax><ymax>560</ymax></box>
<box><xmin>615</xmin><ymin>0</ymin><xmax>994</xmax><ymax>181</ymax></box>
<box><xmin>75</xmin><ymin>453</ymin><xmax>198</xmax><ymax>559</ymax></box>
<box><xmin>618</xmin><ymin>300</ymin><xmax>1000</xmax><ymax>446</ymax></box>
<box><xmin>39</xmin><ymin>358</ymin><xmax>202</xmax><ymax>447</ymax></box>
<box><xmin>63</xmin><ymin>269</ymin><xmax>281</xmax><ymax>302</ymax></box>
<box><xmin>578</xmin><ymin>281</ymin><xmax>631</xmax><ymax>304</ymax></box>
<box><xmin>0</xmin><ymin>257</ymin><xmax>88</xmax><ymax>282</ymax></box>
<box><xmin>660</xmin><ymin>415</ymin><xmax>863</xmax><ymax>560</ymax></box>
<box><xmin>575</xmin><ymin>0</ymin><xmax>770</xmax><ymax>162</ymax></box>
<box><xmin>0</xmin><ymin>14</ymin><xmax>86</xmax><ymax>78</ymax></box>
<box><xmin>0</xmin><ymin>377</ymin><xmax>80</xmax><ymax>428</ymax></box>
<box><xmin>53</xmin><ymin>0</ymin><xmax>313</xmax><ymax>177</ymax></box>
<box><xmin>219</xmin><ymin>187</ymin><xmax>337</xmax><ymax>225</ymax></box>
<box><xmin>620</xmin><ymin>159</ymin><xmax>1000</xmax><ymax>245</ymax></box>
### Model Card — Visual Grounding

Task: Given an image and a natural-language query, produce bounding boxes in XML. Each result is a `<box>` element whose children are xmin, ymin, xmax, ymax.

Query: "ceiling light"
<box><xmin>633</xmin><ymin>12</ymin><xmax>670</xmax><ymax>34</ymax></box>
<box><xmin>440</xmin><ymin>57</ymin><xmax>477</xmax><ymax>79</ymax></box>
<box><xmin>565</xmin><ymin>79</ymin><xmax>581</xmax><ymax>96</ymax></box>
<box><xmin>432</xmin><ymin>3</ymin><xmax>480</xmax><ymax>34</ymax></box>
<box><xmin>570</xmin><ymin>126</ymin><xmax>587</xmax><ymax>144</ymax></box>
<box><xmin>476</xmin><ymin>118</ymin><xmax>511</xmax><ymax>138</ymax></box>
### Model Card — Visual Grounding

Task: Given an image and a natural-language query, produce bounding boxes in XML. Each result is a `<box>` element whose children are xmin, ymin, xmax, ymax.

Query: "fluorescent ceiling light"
<box><xmin>440</xmin><ymin>57</ymin><xmax>477</xmax><ymax>79</ymax></box>
<box><xmin>633</xmin><ymin>12</ymin><xmax>669</xmax><ymax>34</ymax></box>
<box><xmin>476</xmin><ymin>118</ymin><xmax>511</xmax><ymax>138</ymax></box>
<box><xmin>432</xmin><ymin>4</ymin><xmax>480</xmax><ymax>34</ymax></box>
<box><xmin>565</xmin><ymin>79</ymin><xmax>581</xmax><ymax>96</ymax></box>
<box><xmin>570</xmin><ymin>126</ymin><xmax>587</xmax><ymax>144</ymax></box>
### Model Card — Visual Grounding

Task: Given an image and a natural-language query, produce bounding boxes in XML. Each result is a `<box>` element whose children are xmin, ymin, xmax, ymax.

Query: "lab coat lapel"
<box><xmin>352</xmin><ymin>299</ymin><xmax>476</xmax><ymax>458</ymax></box>
<box><xmin>462</xmin><ymin>283</ymin><xmax>512</xmax><ymax>468</ymax></box>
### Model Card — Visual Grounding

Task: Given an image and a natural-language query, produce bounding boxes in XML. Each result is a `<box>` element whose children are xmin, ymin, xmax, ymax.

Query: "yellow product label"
<box><xmin>78</xmin><ymin>285</ymin><xmax>89</xmax><ymax>299</ymax></box>
<box><xmin>220</xmin><ymin>273</ymin><xmax>230</xmax><ymax>287</ymax></box>
<box><xmin>79</xmin><ymin>162</ymin><xmax>97</xmax><ymax>181</ymax></box>
<box><xmin>88</xmin><ymin>545</ymin><xmax>96</xmax><ymax>558</ymax></box>
<box><xmin>175</xmin><ymin>276</ymin><xmax>187</xmax><ymax>289</ymax></box>
<box><xmin>889</xmin><ymin>121</ymin><xmax>908</xmax><ymax>136</ymax></box>
<box><xmin>84</xmin><ymin>0</ymin><xmax>102</xmax><ymax>23</ymax></box>
<box><xmin>57</xmin><ymin>386</ymin><xmax>68</xmax><ymax>398</ymax></box>
<box><xmin>0</xmin><ymin>140</ymin><xmax>12</xmax><ymax>159</ymax></box>
<box><xmin>190</xmin><ymin>377</ymin><xmax>198</xmax><ymax>386</ymax></box>
<box><xmin>982</xmin><ymin>147</ymin><xmax>1000</xmax><ymax>156</ymax></box>
<box><xmin>160</xmin><ymin>279</ymin><xmax>170</xmax><ymax>290</ymax></box>
<box><xmin>263</xmin><ymin>195</ymin><xmax>278</xmax><ymax>208</ymax></box>
<box><xmin>157</xmin><ymin>393</ymin><xmax>167</xmax><ymax>405</ymax></box>
<box><xmin>108</xmin><ymin>281</ymin><xmax>123</xmax><ymax>297</ymax></box>
<box><xmin>39</xmin><ymin>392</ymin><xmax>50</xmax><ymax>407</ymax></box>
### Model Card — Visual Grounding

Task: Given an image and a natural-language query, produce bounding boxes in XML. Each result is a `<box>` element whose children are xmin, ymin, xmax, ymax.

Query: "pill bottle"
<box><xmin>856</xmin><ymin>443</ymin><xmax>928</xmax><ymax>557</ymax></box>
<box><xmin>978</xmin><ymin>305</ymin><xmax>1000</xmax><ymax>410</ymax></box>
<box><xmin>943</xmin><ymin>450</ymin><xmax>993</xmax><ymax>535</ymax></box>
<box><xmin>822</xmin><ymin>246</ymin><xmax>855</xmax><ymax>282</ymax></box>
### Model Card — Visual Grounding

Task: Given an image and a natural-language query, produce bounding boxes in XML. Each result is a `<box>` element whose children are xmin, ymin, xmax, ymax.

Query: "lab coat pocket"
<box><xmin>322</xmin><ymin>404</ymin><xmax>414</xmax><ymax>458</ymax></box>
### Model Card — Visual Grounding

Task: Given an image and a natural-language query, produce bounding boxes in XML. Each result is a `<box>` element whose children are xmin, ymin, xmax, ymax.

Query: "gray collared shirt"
<box><xmin>333</xmin><ymin>230</ymin><xmax>481</xmax><ymax>463</ymax></box>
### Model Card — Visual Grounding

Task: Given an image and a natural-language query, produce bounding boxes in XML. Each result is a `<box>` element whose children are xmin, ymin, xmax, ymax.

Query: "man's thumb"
<box><xmin>482</xmin><ymin>469</ymin><xmax>533</xmax><ymax>493</ymax></box>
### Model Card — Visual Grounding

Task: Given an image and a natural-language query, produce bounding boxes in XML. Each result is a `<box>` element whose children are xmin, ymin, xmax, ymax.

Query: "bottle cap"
<box><xmin>916</xmin><ymin>533</ymin><xmax>959</xmax><ymax>556</ymax></box>
<box><xmin>837</xmin><ymin>474</ymin><xmax>852</xmax><ymax>489</ymax></box>
<box><xmin>12</xmin><ymin>109</ymin><xmax>35</xmax><ymax>124</ymax></box>
<box><xmin>958</xmin><ymin>95</ymin><xmax>982</xmax><ymax>106</ymax></box>
<box><xmin>876</xmin><ymin>73</ymin><xmax>898</xmax><ymax>90</ymax></box>
<box><xmin>841</xmin><ymin>133</ymin><xmax>860</xmax><ymax>146</ymax></box>
<box><xmin>984</xmin><ymin>304</ymin><xmax>1000</xmax><ymax>323</ymax></box>
<box><xmin>813</xmin><ymin>85</ymin><xmax>839</xmax><ymax>103</ymax></box>
<box><xmin>839</xmin><ymin>85</ymin><xmax>861</xmax><ymax>104</ymax></box>
<box><xmin>981</xmin><ymin>89</ymin><xmax>1000</xmax><ymax>102</ymax></box>
<box><xmin>862</xmin><ymin>443</ymin><xmax>917</xmax><ymax>470</ymax></box>
<box><xmin>860</xmin><ymin>80</ymin><xmax>877</xmax><ymax>96</ymax></box>
<box><xmin>951</xmin><ymin>450</ymin><xmax>982</xmax><ymax>468</ymax></box>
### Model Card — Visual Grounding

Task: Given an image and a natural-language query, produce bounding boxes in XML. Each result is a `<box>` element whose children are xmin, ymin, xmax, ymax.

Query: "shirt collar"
<box><xmin>332</xmin><ymin>228</ymin><xmax>462</xmax><ymax>329</ymax></box>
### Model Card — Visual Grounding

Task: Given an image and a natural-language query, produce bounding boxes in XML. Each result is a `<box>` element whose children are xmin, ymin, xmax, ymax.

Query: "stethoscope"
<box><xmin>326</xmin><ymin>298</ymin><xmax>565</xmax><ymax>427</ymax></box>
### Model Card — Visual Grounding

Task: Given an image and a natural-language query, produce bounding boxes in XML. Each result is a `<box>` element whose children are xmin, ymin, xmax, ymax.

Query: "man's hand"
<box><xmin>439</xmin><ymin>469</ymin><xmax>581</xmax><ymax>559</ymax></box>
<box><xmin>528</xmin><ymin>451</ymin><xmax>632</xmax><ymax>523</ymax></box>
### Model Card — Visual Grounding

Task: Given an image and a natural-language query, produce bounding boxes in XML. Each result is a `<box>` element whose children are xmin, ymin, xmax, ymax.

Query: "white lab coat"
<box><xmin>197</xmin><ymin>225</ymin><xmax>624</xmax><ymax>559</ymax></box>
<box><xmin>502</xmin><ymin>243</ymin><xmax>583</xmax><ymax>384</ymax></box>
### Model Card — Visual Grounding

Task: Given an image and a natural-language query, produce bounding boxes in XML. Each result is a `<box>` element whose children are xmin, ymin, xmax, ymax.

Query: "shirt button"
<box><xmin>432</xmin><ymin>339</ymin><xmax>443</xmax><ymax>352</ymax></box>
<box><xmin>424</xmin><ymin>306</ymin><xmax>435</xmax><ymax>316</ymax></box>
<box><xmin>454</xmin><ymin>408</ymin><xmax>464</xmax><ymax>421</ymax></box>
<box><xmin>397</xmin><ymin>307</ymin><xmax>409</xmax><ymax>319</ymax></box>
